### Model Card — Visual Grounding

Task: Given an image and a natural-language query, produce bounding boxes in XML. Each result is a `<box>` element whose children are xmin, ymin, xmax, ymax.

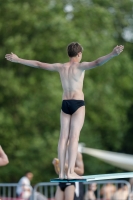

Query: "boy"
<box><xmin>5</xmin><ymin>42</ymin><xmax>124</xmax><ymax>179</ymax></box>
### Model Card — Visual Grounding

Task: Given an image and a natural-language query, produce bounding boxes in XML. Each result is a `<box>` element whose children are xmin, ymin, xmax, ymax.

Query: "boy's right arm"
<box><xmin>0</xmin><ymin>146</ymin><xmax>9</xmax><ymax>166</ymax></box>
<box><xmin>5</xmin><ymin>53</ymin><xmax>61</xmax><ymax>71</ymax></box>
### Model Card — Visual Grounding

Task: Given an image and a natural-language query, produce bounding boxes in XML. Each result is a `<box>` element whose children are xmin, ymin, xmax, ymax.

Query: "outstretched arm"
<box><xmin>80</xmin><ymin>45</ymin><xmax>124</xmax><ymax>70</ymax></box>
<box><xmin>5</xmin><ymin>53</ymin><xmax>61</xmax><ymax>71</ymax></box>
<box><xmin>0</xmin><ymin>146</ymin><xmax>9</xmax><ymax>166</ymax></box>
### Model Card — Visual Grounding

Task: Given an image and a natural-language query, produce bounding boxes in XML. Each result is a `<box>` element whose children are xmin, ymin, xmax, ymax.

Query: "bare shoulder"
<box><xmin>57</xmin><ymin>63</ymin><xmax>66</xmax><ymax>71</ymax></box>
<box><xmin>59</xmin><ymin>62</ymin><xmax>82</xmax><ymax>69</ymax></box>
<box><xmin>76</xmin><ymin>63</ymin><xmax>85</xmax><ymax>70</ymax></box>
<box><xmin>54</xmin><ymin>63</ymin><xmax>63</xmax><ymax>70</ymax></box>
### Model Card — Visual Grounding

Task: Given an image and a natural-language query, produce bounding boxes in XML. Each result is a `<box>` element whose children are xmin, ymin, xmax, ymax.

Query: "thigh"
<box><xmin>70</xmin><ymin>106</ymin><xmax>85</xmax><ymax>135</ymax></box>
<box><xmin>60</xmin><ymin>110</ymin><xmax>71</xmax><ymax>139</ymax></box>
<box><xmin>64</xmin><ymin>185</ymin><xmax>75</xmax><ymax>200</ymax></box>
<box><xmin>55</xmin><ymin>186</ymin><xmax>64</xmax><ymax>200</ymax></box>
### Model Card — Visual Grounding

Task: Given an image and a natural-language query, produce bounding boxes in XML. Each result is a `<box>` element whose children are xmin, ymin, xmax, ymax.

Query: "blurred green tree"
<box><xmin>0</xmin><ymin>0</ymin><xmax>133</xmax><ymax>183</ymax></box>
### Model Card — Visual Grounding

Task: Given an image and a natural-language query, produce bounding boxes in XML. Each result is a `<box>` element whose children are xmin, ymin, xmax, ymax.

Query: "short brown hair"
<box><xmin>67</xmin><ymin>42</ymin><xmax>83</xmax><ymax>57</ymax></box>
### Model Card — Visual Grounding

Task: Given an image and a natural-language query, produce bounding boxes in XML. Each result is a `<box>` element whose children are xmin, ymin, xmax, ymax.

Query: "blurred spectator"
<box><xmin>100</xmin><ymin>183</ymin><xmax>116</xmax><ymax>200</ymax></box>
<box><xmin>129</xmin><ymin>192</ymin><xmax>133</xmax><ymax>200</ymax></box>
<box><xmin>130</xmin><ymin>178</ymin><xmax>133</xmax><ymax>191</ymax></box>
<box><xmin>111</xmin><ymin>184</ymin><xmax>129</xmax><ymax>200</ymax></box>
<box><xmin>16</xmin><ymin>171</ymin><xmax>33</xmax><ymax>199</ymax></box>
<box><xmin>30</xmin><ymin>191</ymin><xmax>47</xmax><ymax>200</ymax></box>
<box><xmin>16</xmin><ymin>171</ymin><xmax>47</xmax><ymax>200</ymax></box>
<box><xmin>84</xmin><ymin>183</ymin><xmax>97</xmax><ymax>200</ymax></box>
<box><xmin>0</xmin><ymin>146</ymin><xmax>9</xmax><ymax>166</ymax></box>
<box><xmin>74</xmin><ymin>182</ymin><xmax>84</xmax><ymax>200</ymax></box>
<box><xmin>129</xmin><ymin>178</ymin><xmax>133</xmax><ymax>200</ymax></box>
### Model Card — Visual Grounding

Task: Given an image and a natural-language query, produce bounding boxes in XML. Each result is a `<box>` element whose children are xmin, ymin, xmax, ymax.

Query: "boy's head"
<box><xmin>67</xmin><ymin>42</ymin><xmax>83</xmax><ymax>57</ymax></box>
<box><xmin>25</xmin><ymin>171</ymin><xmax>33</xmax><ymax>180</ymax></box>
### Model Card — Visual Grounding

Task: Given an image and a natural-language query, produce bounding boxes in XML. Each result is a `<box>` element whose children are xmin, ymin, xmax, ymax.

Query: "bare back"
<box><xmin>58</xmin><ymin>62</ymin><xmax>85</xmax><ymax>100</ymax></box>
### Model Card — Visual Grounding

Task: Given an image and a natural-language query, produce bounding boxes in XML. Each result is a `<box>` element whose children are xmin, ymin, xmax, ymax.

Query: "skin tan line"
<box><xmin>5</xmin><ymin>44</ymin><xmax>124</xmax><ymax>179</ymax></box>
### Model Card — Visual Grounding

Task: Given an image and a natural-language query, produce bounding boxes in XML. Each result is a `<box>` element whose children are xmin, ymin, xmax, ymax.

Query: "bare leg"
<box><xmin>55</xmin><ymin>186</ymin><xmax>64</xmax><ymax>200</ymax></box>
<box><xmin>64</xmin><ymin>185</ymin><xmax>75</xmax><ymax>200</ymax></box>
<box><xmin>67</xmin><ymin>106</ymin><xmax>85</xmax><ymax>179</ymax></box>
<box><xmin>58</xmin><ymin>111</ymin><xmax>71</xmax><ymax>179</ymax></box>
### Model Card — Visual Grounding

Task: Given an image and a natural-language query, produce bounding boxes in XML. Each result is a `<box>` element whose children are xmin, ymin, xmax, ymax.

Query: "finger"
<box><xmin>5</xmin><ymin>55</ymin><xmax>11</xmax><ymax>59</ymax></box>
<box><xmin>120</xmin><ymin>45</ymin><xmax>124</xmax><ymax>48</ymax></box>
<box><xmin>117</xmin><ymin>45</ymin><xmax>123</xmax><ymax>49</ymax></box>
<box><xmin>6</xmin><ymin>58</ymin><xmax>11</xmax><ymax>61</ymax></box>
<box><xmin>5</xmin><ymin>56</ymin><xmax>10</xmax><ymax>59</ymax></box>
<box><xmin>6</xmin><ymin>57</ymin><xmax>12</xmax><ymax>61</ymax></box>
<box><xmin>5</xmin><ymin>54</ymin><xmax>11</xmax><ymax>57</ymax></box>
<box><xmin>120</xmin><ymin>49</ymin><xmax>124</xmax><ymax>53</ymax></box>
<box><xmin>120</xmin><ymin>47</ymin><xmax>124</xmax><ymax>51</ymax></box>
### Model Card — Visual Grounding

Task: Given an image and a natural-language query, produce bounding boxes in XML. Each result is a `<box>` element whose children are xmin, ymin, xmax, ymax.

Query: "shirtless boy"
<box><xmin>0</xmin><ymin>145</ymin><xmax>9</xmax><ymax>166</ymax></box>
<box><xmin>5</xmin><ymin>42</ymin><xmax>124</xmax><ymax>179</ymax></box>
<box><xmin>52</xmin><ymin>146</ymin><xmax>84</xmax><ymax>200</ymax></box>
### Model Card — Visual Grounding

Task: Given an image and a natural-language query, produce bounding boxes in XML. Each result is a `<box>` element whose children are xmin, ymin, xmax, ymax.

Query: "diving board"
<box><xmin>50</xmin><ymin>172</ymin><xmax>133</xmax><ymax>182</ymax></box>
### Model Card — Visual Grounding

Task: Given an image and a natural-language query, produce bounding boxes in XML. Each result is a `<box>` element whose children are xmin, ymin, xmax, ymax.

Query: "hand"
<box><xmin>52</xmin><ymin>158</ymin><xmax>59</xmax><ymax>165</ymax></box>
<box><xmin>52</xmin><ymin>158</ymin><xmax>60</xmax><ymax>174</ymax></box>
<box><xmin>5</xmin><ymin>52</ymin><xmax>19</xmax><ymax>63</ymax></box>
<box><xmin>112</xmin><ymin>45</ymin><xmax>124</xmax><ymax>56</ymax></box>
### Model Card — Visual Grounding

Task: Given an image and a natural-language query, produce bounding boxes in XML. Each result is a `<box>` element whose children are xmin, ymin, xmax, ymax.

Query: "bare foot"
<box><xmin>67</xmin><ymin>172</ymin><xmax>82</xmax><ymax>179</ymax></box>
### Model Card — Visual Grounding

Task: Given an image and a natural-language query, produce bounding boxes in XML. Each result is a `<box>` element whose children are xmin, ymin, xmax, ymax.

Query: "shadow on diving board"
<box><xmin>50</xmin><ymin>172</ymin><xmax>133</xmax><ymax>183</ymax></box>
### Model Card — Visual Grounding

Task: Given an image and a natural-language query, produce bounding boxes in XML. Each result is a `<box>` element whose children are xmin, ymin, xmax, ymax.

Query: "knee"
<box><xmin>58</xmin><ymin>135</ymin><xmax>69</xmax><ymax>146</ymax></box>
<box><xmin>69</xmin><ymin>133</ymin><xmax>79</xmax><ymax>142</ymax></box>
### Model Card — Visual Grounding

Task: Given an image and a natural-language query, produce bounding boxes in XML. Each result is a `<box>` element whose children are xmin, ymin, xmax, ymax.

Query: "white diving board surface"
<box><xmin>50</xmin><ymin>172</ymin><xmax>133</xmax><ymax>182</ymax></box>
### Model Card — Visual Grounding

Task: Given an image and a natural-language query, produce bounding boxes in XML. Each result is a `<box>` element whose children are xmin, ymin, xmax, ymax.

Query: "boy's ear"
<box><xmin>77</xmin><ymin>52</ymin><xmax>80</xmax><ymax>57</ymax></box>
<box><xmin>78</xmin><ymin>52</ymin><xmax>82</xmax><ymax>57</ymax></box>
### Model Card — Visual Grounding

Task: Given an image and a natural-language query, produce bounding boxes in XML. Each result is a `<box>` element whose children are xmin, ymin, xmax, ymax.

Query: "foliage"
<box><xmin>0</xmin><ymin>0</ymin><xmax>133</xmax><ymax>184</ymax></box>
